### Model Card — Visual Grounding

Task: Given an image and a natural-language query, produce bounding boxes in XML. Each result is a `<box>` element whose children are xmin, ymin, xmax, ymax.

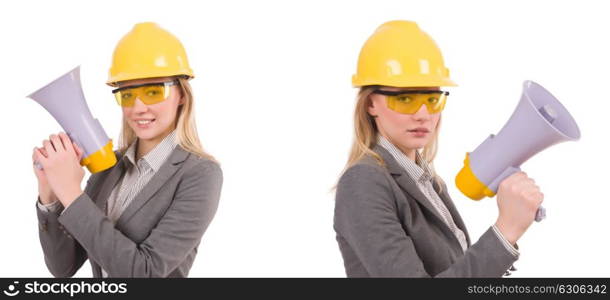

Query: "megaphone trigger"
<box><xmin>535</xmin><ymin>206</ymin><xmax>546</xmax><ymax>222</ymax></box>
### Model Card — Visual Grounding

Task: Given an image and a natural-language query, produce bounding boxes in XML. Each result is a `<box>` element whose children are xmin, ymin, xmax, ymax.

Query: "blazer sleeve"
<box><xmin>36</xmin><ymin>174</ymin><xmax>100</xmax><ymax>277</ymax></box>
<box><xmin>334</xmin><ymin>163</ymin><xmax>517</xmax><ymax>278</ymax></box>
<box><xmin>55</xmin><ymin>159</ymin><xmax>222</xmax><ymax>277</ymax></box>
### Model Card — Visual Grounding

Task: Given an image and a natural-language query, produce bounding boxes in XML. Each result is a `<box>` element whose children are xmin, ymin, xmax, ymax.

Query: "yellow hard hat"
<box><xmin>352</xmin><ymin>20</ymin><xmax>457</xmax><ymax>87</ymax></box>
<box><xmin>107</xmin><ymin>22</ymin><xmax>194</xmax><ymax>86</ymax></box>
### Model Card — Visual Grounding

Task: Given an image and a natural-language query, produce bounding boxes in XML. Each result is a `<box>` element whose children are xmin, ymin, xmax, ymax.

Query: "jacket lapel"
<box><xmin>433</xmin><ymin>180</ymin><xmax>471</xmax><ymax>246</ymax></box>
<box><xmin>374</xmin><ymin>146</ymin><xmax>469</xmax><ymax>251</ymax></box>
<box><xmin>115</xmin><ymin>147</ymin><xmax>190</xmax><ymax>228</ymax></box>
<box><xmin>374</xmin><ymin>146</ymin><xmax>447</xmax><ymax>226</ymax></box>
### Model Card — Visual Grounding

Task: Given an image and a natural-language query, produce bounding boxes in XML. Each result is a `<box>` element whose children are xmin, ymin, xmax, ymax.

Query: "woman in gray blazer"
<box><xmin>334</xmin><ymin>20</ymin><xmax>544</xmax><ymax>277</ymax></box>
<box><xmin>31</xmin><ymin>23</ymin><xmax>222</xmax><ymax>277</ymax></box>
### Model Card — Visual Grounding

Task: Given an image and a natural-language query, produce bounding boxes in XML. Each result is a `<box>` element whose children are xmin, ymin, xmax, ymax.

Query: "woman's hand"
<box><xmin>33</xmin><ymin>132</ymin><xmax>85</xmax><ymax>208</ymax></box>
<box><xmin>495</xmin><ymin>171</ymin><xmax>544</xmax><ymax>245</ymax></box>
<box><xmin>32</xmin><ymin>146</ymin><xmax>56</xmax><ymax>205</ymax></box>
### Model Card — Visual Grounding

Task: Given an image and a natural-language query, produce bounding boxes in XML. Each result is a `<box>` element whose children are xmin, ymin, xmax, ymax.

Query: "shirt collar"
<box><xmin>377</xmin><ymin>135</ymin><xmax>433</xmax><ymax>184</ymax></box>
<box><xmin>123</xmin><ymin>130</ymin><xmax>178</xmax><ymax>172</ymax></box>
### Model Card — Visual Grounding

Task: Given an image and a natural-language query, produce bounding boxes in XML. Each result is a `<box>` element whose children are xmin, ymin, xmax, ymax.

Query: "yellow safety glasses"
<box><xmin>373</xmin><ymin>90</ymin><xmax>449</xmax><ymax>114</ymax></box>
<box><xmin>112</xmin><ymin>80</ymin><xmax>178</xmax><ymax>107</ymax></box>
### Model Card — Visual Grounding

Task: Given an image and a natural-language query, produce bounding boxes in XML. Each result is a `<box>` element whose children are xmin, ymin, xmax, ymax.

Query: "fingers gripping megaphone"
<box><xmin>28</xmin><ymin>66</ymin><xmax>117</xmax><ymax>173</ymax></box>
<box><xmin>455</xmin><ymin>80</ymin><xmax>581</xmax><ymax>222</ymax></box>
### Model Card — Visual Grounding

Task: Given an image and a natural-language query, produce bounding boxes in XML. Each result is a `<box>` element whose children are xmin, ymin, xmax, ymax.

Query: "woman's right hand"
<box><xmin>494</xmin><ymin>171</ymin><xmax>544</xmax><ymax>245</ymax></box>
<box><xmin>33</xmin><ymin>136</ymin><xmax>84</xmax><ymax>205</ymax></box>
<box><xmin>33</xmin><ymin>143</ymin><xmax>56</xmax><ymax>205</ymax></box>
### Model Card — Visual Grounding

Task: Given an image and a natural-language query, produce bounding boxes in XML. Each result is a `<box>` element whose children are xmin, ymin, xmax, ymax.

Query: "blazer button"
<box><xmin>39</xmin><ymin>223</ymin><xmax>48</xmax><ymax>232</ymax></box>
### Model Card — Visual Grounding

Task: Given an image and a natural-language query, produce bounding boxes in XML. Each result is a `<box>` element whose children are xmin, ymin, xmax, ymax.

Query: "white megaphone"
<box><xmin>28</xmin><ymin>66</ymin><xmax>117</xmax><ymax>173</ymax></box>
<box><xmin>456</xmin><ymin>80</ymin><xmax>581</xmax><ymax>221</ymax></box>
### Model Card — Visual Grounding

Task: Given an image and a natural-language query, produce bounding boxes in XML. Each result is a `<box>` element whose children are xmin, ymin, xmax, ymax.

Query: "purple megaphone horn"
<box><xmin>28</xmin><ymin>66</ymin><xmax>117</xmax><ymax>173</ymax></box>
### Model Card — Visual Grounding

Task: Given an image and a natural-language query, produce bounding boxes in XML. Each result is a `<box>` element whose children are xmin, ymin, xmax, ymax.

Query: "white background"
<box><xmin>1</xmin><ymin>0</ymin><xmax>608</xmax><ymax>277</ymax></box>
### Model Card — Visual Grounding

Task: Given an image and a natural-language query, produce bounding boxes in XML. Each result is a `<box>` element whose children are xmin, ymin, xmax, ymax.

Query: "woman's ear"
<box><xmin>177</xmin><ymin>86</ymin><xmax>185</xmax><ymax>106</ymax></box>
<box><xmin>367</xmin><ymin>95</ymin><xmax>379</xmax><ymax>118</ymax></box>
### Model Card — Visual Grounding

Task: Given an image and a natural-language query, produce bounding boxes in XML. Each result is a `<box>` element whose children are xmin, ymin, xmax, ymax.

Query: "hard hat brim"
<box><xmin>352</xmin><ymin>74</ymin><xmax>457</xmax><ymax>88</ymax></box>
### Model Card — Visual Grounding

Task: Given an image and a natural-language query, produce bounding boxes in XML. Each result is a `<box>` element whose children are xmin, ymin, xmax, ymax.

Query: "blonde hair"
<box><xmin>341</xmin><ymin>86</ymin><xmax>444</xmax><ymax>191</ymax></box>
<box><xmin>117</xmin><ymin>77</ymin><xmax>216</xmax><ymax>162</ymax></box>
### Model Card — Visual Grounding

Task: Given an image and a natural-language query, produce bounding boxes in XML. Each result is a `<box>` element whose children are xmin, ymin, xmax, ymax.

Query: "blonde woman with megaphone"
<box><xmin>334</xmin><ymin>20</ymin><xmax>543</xmax><ymax>277</ymax></box>
<box><xmin>32</xmin><ymin>22</ymin><xmax>222</xmax><ymax>278</ymax></box>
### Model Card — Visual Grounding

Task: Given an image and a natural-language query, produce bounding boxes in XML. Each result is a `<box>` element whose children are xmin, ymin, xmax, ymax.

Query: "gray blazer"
<box><xmin>334</xmin><ymin>146</ymin><xmax>517</xmax><ymax>277</ymax></box>
<box><xmin>36</xmin><ymin>147</ymin><xmax>223</xmax><ymax>278</ymax></box>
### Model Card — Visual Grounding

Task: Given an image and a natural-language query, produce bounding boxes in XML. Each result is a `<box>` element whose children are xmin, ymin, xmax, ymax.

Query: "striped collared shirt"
<box><xmin>378</xmin><ymin>135</ymin><xmax>469</xmax><ymax>252</ymax></box>
<box><xmin>102</xmin><ymin>130</ymin><xmax>178</xmax><ymax>277</ymax></box>
<box><xmin>106</xmin><ymin>130</ymin><xmax>178</xmax><ymax>223</ymax></box>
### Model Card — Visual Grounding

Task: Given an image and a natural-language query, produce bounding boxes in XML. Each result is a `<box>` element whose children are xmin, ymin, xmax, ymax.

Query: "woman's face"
<box><xmin>117</xmin><ymin>77</ymin><xmax>183</xmax><ymax>142</ymax></box>
<box><xmin>368</xmin><ymin>86</ymin><xmax>441</xmax><ymax>153</ymax></box>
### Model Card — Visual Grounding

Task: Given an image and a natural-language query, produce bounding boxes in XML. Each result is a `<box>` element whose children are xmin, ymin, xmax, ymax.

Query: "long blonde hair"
<box><xmin>342</xmin><ymin>86</ymin><xmax>444</xmax><ymax>190</ymax></box>
<box><xmin>117</xmin><ymin>77</ymin><xmax>216</xmax><ymax>162</ymax></box>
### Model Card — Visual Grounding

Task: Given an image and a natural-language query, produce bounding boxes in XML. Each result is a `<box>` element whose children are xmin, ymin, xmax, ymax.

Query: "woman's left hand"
<box><xmin>33</xmin><ymin>132</ymin><xmax>85</xmax><ymax>208</ymax></box>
